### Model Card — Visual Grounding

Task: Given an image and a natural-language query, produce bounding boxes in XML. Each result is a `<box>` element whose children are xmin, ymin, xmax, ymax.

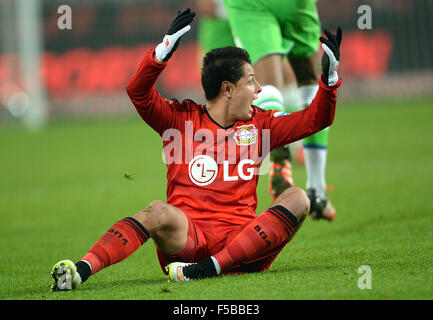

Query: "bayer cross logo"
<box><xmin>188</xmin><ymin>155</ymin><xmax>218</xmax><ymax>186</ymax></box>
<box><xmin>239</xmin><ymin>130</ymin><xmax>252</xmax><ymax>141</ymax></box>
<box><xmin>233</xmin><ymin>124</ymin><xmax>257</xmax><ymax>146</ymax></box>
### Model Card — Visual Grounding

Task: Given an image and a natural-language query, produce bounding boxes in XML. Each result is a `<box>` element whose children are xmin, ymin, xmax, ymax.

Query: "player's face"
<box><xmin>231</xmin><ymin>63</ymin><xmax>262</xmax><ymax>121</ymax></box>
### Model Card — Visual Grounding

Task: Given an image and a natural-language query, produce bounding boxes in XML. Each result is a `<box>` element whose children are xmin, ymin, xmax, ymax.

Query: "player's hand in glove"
<box><xmin>154</xmin><ymin>8</ymin><xmax>196</xmax><ymax>62</ymax></box>
<box><xmin>319</xmin><ymin>27</ymin><xmax>342</xmax><ymax>86</ymax></box>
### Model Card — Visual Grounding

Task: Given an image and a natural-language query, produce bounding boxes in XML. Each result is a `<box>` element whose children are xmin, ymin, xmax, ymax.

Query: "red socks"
<box><xmin>78</xmin><ymin>207</ymin><xmax>297</xmax><ymax>280</ymax></box>
<box><xmin>213</xmin><ymin>205</ymin><xmax>298</xmax><ymax>273</ymax></box>
<box><xmin>80</xmin><ymin>217</ymin><xmax>150</xmax><ymax>276</ymax></box>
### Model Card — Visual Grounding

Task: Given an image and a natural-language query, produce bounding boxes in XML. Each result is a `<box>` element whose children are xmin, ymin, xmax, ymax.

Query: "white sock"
<box><xmin>304</xmin><ymin>147</ymin><xmax>327</xmax><ymax>198</ymax></box>
<box><xmin>254</xmin><ymin>85</ymin><xmax>284</xmax><ymax>177</ymax></box>
<box><xmin>253</xmin><ymin>85</ymin><xmax>284</xmax><ymax>112</ymax></box>
<box><xmin>282</xmin><ymin>84</ymin><xmax>301</xmax><ymax>157</ymax></box>
<box><xmin>281</xmin><ymin>84</ymin><xmax>300</xmax><ymax>112</ymax></box>
<box><xmin>298</xmin><ymin>84</ymin><xmax>319</xmax><ymax>108</ymax></box>
<box><xmin>298</xmin><ymin>84</ymin><xmax>327</xmax><ymax>198</ymax></box>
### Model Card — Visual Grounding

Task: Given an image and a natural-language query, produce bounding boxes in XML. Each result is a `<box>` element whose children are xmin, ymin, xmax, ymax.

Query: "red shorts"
<box><xmin>157</xmin><ymin>214</ymin><xmax>287</xmax><ymax>275</ymax></box>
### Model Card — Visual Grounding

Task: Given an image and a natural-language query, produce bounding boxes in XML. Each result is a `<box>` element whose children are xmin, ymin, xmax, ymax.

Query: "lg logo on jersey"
<box><xmin>188</xmin><ymin>155</ymin><xmax>255</xmax><ymax>186</ymax></box>
<box><xmin>162</xmin><ymin>121</ymin><xmax>271</xmax><ymax>186</ymax></box>
<box><xmin>162</xmin><ymin>121</ymin><xmax>270</xmax><ymax>165</ymax></box>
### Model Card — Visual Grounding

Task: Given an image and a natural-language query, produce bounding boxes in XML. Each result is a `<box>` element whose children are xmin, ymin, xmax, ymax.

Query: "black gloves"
<box><xmin>319</xmin><ymin>27</ymin><xmax>342</xmax><ymax>86</ymax></box>
<box><xmin>155</xmin><ymin>8</ymin><xmax>196</xmax><ymax>62</ymax></box>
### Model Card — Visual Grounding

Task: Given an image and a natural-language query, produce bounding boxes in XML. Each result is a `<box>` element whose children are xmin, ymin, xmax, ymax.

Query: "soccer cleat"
<box><xmin>166</xmin><ymin>262</ymin><xmax>195</xmax><ymax>282</ymax></box>
<box><xmin>307</xmin><ymin>188</ymin><xmax>336</xmax><ymax>221</ymax></box>
<box><xmin>166</xmin><ymin>258</ymin><xmax>218</xmax><ymax>282</ymax></box>
<box><xmin>269</xmin><ymin>145</ymin><xmax>295</xmax><ymax>200</ymax></box>
<box><xmin>51</xmin><ymin>259</ymin><xmax>82</xmax><ymax>291</ymax></box>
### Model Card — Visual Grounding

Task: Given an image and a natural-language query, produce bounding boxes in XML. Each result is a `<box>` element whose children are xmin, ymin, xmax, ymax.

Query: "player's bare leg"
<box><xmin>281</xmin><ymin>58</ymin><xmax>299</xmax><ymax>109</ymax></box>
<box><xmin>253</xmin><ymin>54</ymin><xmax>295</xmax><ymax>200</ymax></box>
<box><xmin>289</xmin><ymin>52</ymin><xmax>321</xmax><ymax>87</ymax></box>
<box><xmin>290</xmin><ymin>53</ymin><xmax>336</xmax><ymax>221</ymax></box>
<box><xmin>167</xmin><ymin>187</ymin><xmax>310</xmax><ymax>282</ymax></box>
<box><xmin>132</xmin><ymin>200</ymin><xmax>189</xmax><ymax>255</ymax></box>
<box><xmin>253</xmin><ymin>54</ymin><xmax>284</xmax><ymax>89</ymax></box>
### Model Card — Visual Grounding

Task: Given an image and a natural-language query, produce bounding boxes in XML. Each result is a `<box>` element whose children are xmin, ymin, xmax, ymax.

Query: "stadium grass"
<box><xmin>0</xmin><ymin>96</ymin><xmax>432</xmax><ymax>300</ymax></box>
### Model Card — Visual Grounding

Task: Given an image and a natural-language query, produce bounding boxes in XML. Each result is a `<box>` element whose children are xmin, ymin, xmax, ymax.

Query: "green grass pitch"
<box><xmin>0</xmin><ymin>96</ymin><xmax>432</xmax><ymax>300</ymax></box>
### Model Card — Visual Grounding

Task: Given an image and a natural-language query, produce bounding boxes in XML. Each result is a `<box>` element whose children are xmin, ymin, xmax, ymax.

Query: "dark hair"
<box><xmin>201</xmin><ymin>46</ymin><xmax>252</xmax><ymax>100</ymax></box>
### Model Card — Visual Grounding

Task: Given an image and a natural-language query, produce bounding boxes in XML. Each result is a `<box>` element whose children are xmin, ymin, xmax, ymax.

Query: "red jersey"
<box><xmin>126</xmin><ymin>49</ymin><xmax>341</xmax><ymax>226</ymax></box>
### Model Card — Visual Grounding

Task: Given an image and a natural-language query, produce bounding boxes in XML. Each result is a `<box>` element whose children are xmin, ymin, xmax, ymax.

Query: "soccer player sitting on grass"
<box><xmin>51</xmin><ymin>8</ymin><xmax>342</xmax><ymax>289</ymax></box>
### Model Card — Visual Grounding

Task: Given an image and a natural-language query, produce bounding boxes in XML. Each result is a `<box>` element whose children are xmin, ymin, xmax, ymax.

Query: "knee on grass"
<box><xmin>273</xmin><ymin>186</ymin><xmax>310</xmax><ymax>223</ymax></box>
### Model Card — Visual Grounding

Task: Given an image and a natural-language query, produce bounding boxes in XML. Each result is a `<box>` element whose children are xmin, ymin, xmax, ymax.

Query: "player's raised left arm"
<box><xmin>301</xmin><ymin>27</ymin><xmax>343</xmax><ymax>131</ymax></box>
<box><xmin>267</xmin><ymin>28</ymin><xmax>343</xmax><ymax>149</ymax></box>
<box><xmin>320</xmin><ymin>27</ymin><xmax>342</xmax><ymax>87</ymax></box>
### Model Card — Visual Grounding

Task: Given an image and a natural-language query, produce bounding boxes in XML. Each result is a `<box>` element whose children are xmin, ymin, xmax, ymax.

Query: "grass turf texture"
<box><xmin>0</xmin><ymin>96</ymin><xmax>432</xmax><ymax>300</ymax></box>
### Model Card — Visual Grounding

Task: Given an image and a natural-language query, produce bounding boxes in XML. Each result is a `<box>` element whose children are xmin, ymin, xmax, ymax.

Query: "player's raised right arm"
<box><xmin>154</xmin><ymin>8</ymin><xmax>196</xmax><ymax>63</ymax></box>
<box><xmin>126</xmin><ymin>9</ymin><xmax>195</xmax><ymax>135</ymax></box>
